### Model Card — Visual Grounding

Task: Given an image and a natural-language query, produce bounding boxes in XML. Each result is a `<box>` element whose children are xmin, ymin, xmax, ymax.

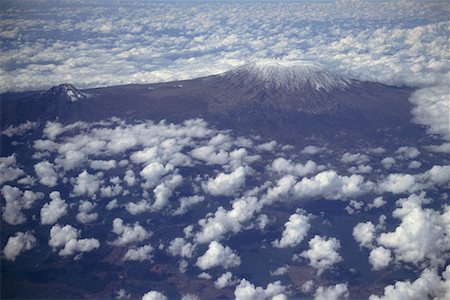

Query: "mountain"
<box><xmin>0</xmin><ymin>61</ymin><xmax>426</xmax><ymax>148</ymax></box>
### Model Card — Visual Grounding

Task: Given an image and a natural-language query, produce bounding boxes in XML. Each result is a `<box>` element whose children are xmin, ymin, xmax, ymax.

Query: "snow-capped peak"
<box><xmin>223</xmin><ymin>59</ymin><xmax>351</xmax><ymax>92</ymax></box>
<box><xmin>44</xmin><ymin>84</ymin><xmax>87</xmax><ymax>102</ymax></box>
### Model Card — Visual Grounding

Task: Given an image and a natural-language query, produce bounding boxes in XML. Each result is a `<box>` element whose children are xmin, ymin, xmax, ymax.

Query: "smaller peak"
<box><xmin>223</xmin><ymin>59</ymin><xmax>350</xmax><ymax>92</ymax></box>
<box><xmin>44</xmin><ymin>83</ymin><xmax>87</xmax><ymax>102</ymax></box>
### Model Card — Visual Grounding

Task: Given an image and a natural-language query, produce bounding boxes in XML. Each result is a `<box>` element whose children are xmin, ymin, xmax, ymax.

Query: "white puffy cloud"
<box><xmin>152</xmin><ymin>174</ymin><xmax>183</xmax><ymax>211</ymax></box>
<box><xmin>55</xmin><ymin>150</ymin><xmax>86</xmax><ymax>171</ymax></box>
<box><xmin>214</xmin><ymin>272</ymin><xmax>238</xmax><ymax>289</ymax></box>
<box><xmin>314</xmin><ymin>283</ymin><xmax>349</xmax><ymax>300</ymax></box>
<box><xmin>3</xmin><ymin>231</ymin><xmax>36</xmax><ymax>261</ymax></box>
<box><xmin>234</xmin><ymin>279</ymin><xmax>287</xmax><ymax>300</ymax></box>
<box><xmin>196</xmin><ymin>241</ymin><xmax>241</xmax><ymax>270</ymax></box>
<box><xmin>378</xmin><ymin>165</ymin><xmax>450</xmax><ymax>194</ymax></box>
<box><xmin>190</xmin><ymin>145</ymin><xmax>229</xmax><ymax>166</ymax></box>
<box><xmin>300</xmin><ymin>235</ymin><xmax>343</xmax><ymax>275</ymax></box>
<box><xmin>71</xmin><ymin>170</ymin><xmax>102</xmax><ymax>198</ymax></box>
<box><xmin>270</xmin><ymin>158</ymin><xmax>319</xmax><ymax>177</ymax></box>
<box><xmin>49</xmin><ymin>224</ymin><xmax>99</xmax><ymax>256</ymax></box>
<box><xmin>195</xmin><ymin>196</ymin><xmax>261</xmax><ymax>244</ymax></box>
<box><xmin>2</xmin><ymin>185</ymin><xmax>44</xmax><ymax>225</ymax></box>
<box><xmin>181</xmin><ymin>294</ymin><xmax>199</xmax><ymax>300</ymax></box>
<box><xmin>34</xmin><ymin>160</ymin><xmax>58</xmax><ymax>187</ymax></box>
<box><xmin>142</xmin><ymin>291</ymin><xmax>167</xmax><ymax>300</ymax></box>
<box><xmin>123</xmin><ymin>170</ymin><xmax>136</xmax><ymax>186</ymax></box>
<box><xmin>427</xmin><ymin>142</ymin><xmax>450</xmax><ymax>154</ymax></box>
<box><xmin>90</xmin><ymin>159</ymin><xmax>116</xmax><ymax>170</ymax></box>
<box><xmin>123</xmin><ymin>245</ymin><xmax>154</xmax><ymax>262</ymax></box>
<box><xmin>368</xmin><ymin>196</ymin><xmax>386</xmax><ymax>210</ymax></box>
<box><xmin>76</xmin><ymin>200</ymin><xmax>98</xmax><ymax>224</ymax></box>
<box><xmin>270</xmin><ymin>265</ymin><xmax>289</xmax><ymax>277</ymax></box>
<box><xmin>140</xmin><ymin>162</ymin><xmax>174</xmax><ymax>189</ymax></box>
<box><xmin>0</xmin><ymin>155</ymin><xmax>25</xmax><ymax>185</ymax></box>
<box><xmin>111</xmin><ymin>218</ymin><xmax>151</xmax><ymax>246</ymax></box>
<box><xmin>395</xmin><ymin>146</ymin><xmax>421</xmax><ymax>160</ymax></box>
<box><xmin>340</xmin><ymin>152</ymin><xmax>369</xmax><ymax>165</ymax></box>
<box><xmin>168</xmin><ymin>238</ymin><xmax>196</xmax><ymax>259</ymax></box>
<box><xmin>43</xmin><ymin>121</ymin><xmax>87</xmax><ymax>140</ymax></box>
<box><xmin>381</xmin><ymin>157</ymin><xmax>396</xmax><ymax>170</ymax></box>
<box><xmin>106</xmin><ymin>199</ymin><xmax>119</xmax><ymax>210</ymax></box>
<box><xmin>272</xmin><ymin>210</ymin><xmax>311</xmax><ymax>248</ymax></box>
<box><xmin>293</xmin><ymin>170</ymin><xmax>372</xmax><ymax>200</ymax></box>
<box><xmin>40</xmin><ymin>191</ymin><xmax>68</xmax><ymax>225</ymax></box>
<box><xmin>173</xmin><ymin>195</ymin><xmax>205</xmax><ymax>216</ymax></box>
<box><xmin>369</xmin><ymin>247</ymin><xmax>392</xmax><ymax>271</ymax></box>
<box><xmin>1</xmin><ymin>121</ymin><xmax>38</xmax><ymax>137</ymax></box>
<box><xmin>369</xmin><ymin>267</ymin><xmax>450</xmax><ymax>300</ymax></box>
<box><xmin>301</xmin><ymin>146</ymin><xmax>327</xmax><ymax>155</ymax></box>
<box><xmin>353</xmin><ymin>221</ymin><xmax>375</xmax><ymax>249</ymax></box>
<box><xmin>203</xmin><ymin>166</ymin><xmax>246</xmax><ymax>196</ymax></box>
<box><xmin>410</xmin><ymin>85</ymin><xmax>450</xmax><ymax>141</ymax></box>
<box><xmin>376</xmin><ymin>193</ymin><xmax>450</xmax><ymax>267</ymax></box>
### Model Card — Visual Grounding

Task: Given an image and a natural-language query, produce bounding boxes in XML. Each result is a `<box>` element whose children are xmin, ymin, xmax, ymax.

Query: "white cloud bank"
<box><xmin>1</xmin><ymin>1</ymin><xmax>448</xmax><ymax>141</ymax></box>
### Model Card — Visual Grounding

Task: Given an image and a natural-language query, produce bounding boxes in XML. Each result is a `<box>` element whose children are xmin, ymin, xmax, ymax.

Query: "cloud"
<box><xmin>234</xmin><ymin>279</ymin><xmax>287</xmax><ymax>300</ymax></box>
<box><xmin>314</xmin><ymin>283</ymin><xmax>349</xmax><ymax>300</ymax></box>
<box><xmin>34</xmin><ymin>161</ymin><xmax>58</xmax><ymax>187</ymax></box>
<box><xmin>1</xmin><ymin>121</ymin><xmax>38</xmax><ymax>137</ymax></box>
<box><xmin>195</xmin><ymin>196</ymin><xmax>261</xmax><ymax>244</ymax></box>
<box><xmin>90</xmin><ymin>159</ymin><xmax>117</xmax><ymax>170</ymax></box>
<box><xmin>214</xmin><ymin>272</ymin><xmax>238</xmax><ymax>289</ymax></box>
<box><xmin>369</xmin><ymin>247</ymin><xmax>392</xmax><ymax>271</ymax></box>
<box><xmin>123</xmin><ymin>245</ymin><xmax>154</xmax><ymax>262</ymax></box>
<box><xmin>76</xmin><ymin>200</ymin><xmax>98</xmax><ymax>224</ymax></box>
<box><xmin>369</xmin><ymin>266</ymin><xmax>450</xmax><ymax>300</ymax></box>
<box><xmin>142</xmin><ymin>291</ymin><xmax>167</xmax><ymax>300</ymax></box>
<box><xmin>202</xmin><ymin>166</ymin><xmax>246</xmax><ymax>196</ymax></box>
<box><xmin>272</xmin><ymin>209</ymin><xmax>311</xmax><ymax>248</ymax></box>
<box><xmin>410</xmin><ymin>85</ymin><xmax>450</xmax><ymax>141</ymax></box>
<box><xmin>426</xmin><ymin>142</ymin><xmax>450</xmax><ymax>154</ymax></box>
<box><xmin>106</xmin><ymin>199</ymin><xmax>119</xmax><ymax>210</ymax></box>
<box><xmin>381</xmin><ymin>157</ymin><xmax>396</xmax><ymax>170</ymax></box>
<box><xmin>71</xmin><ymin>170</ymin><xmax>103</xmax><ymax>198</ymax></box>
<box><xmin>49</xmin><ymin>224</ymin><xmax>99</xmax><ymax>256</ymax></box>
<box><xmin>152</xmin><ymin>174</ymin><xmax>183</xmax><ymax>211</ymax></box>
<box><xmin>2</xmin><ymin>185</ymin><xmax>44</xmax><ymax>225</ymax></box>
<box><xmin>367</xmin><ymin>196</ymin><xmax>386</xmax><ymax>210</ymax></box>
<box><xmin>3</xmin><ymin>231</ymin><xmax>36</xmax><ymax>261</ymax></box>
<box><xmin>111</xmin><ymin>218</ymin><xmax>151</xmax><ymax>246</ymax></box>
<box><xmin>43</xmin><ymin>121</ymin><xmax>87</xmax><ymax>140</ymax></box>
<box><xmin>353</xmin><ymin>221</ymin><xmax>376</xmax><ymax>249</ymax></box>
<box><xmin>378</xmin><ymin>165</ymin><xmax>450</xmax><ymax>194</ymax></box>
<box><xmin>301</xmin><ymin>145</ymin><xmax>327</xmax><ymax>155</ymax></box>
<box><xmin>196</xmin><ymin>241</ymin><xmax>241</xmax><ymax>270</ymax></box>
<box><xmin>173</xmin><ymin>195</ymin><xmax>205</xmax><ymax>216</ymax></box>
<box><xmin>0</xmin><ymin>155</ymin><xmax>25</xmax><ymax>185</ymax></box>
<box><xmin>293</xmin><ymin>170</ymin><xmax>372</xmax><ymax>200</ymax></box>
<box><xmin>340</xmin><ymin>152</ymin><xmax>369</xmax><ymax>165</ymax></box>
<box><xmin>40</xmin><ymin>191</ymin><xmax>68</xmax><ymax>225</ymax></box>
<box><xmin>395</xmin><ymin>146</ymin><xmax>421</xmax><ymax>160</ymax></box>
<box><xmin>376</xmin><ymin>193</ymin><xmax>450</xmax><ymax>267</ymax></box>
<box><xmin>299</xmin><ymin>235</ymin><xmax>343</xmax><ymax>275</ymax></box>
<box><xmin>270</xmin><ymin>158</ymin><xmax>319</xmax><ymax>177</ymax></box>
<box><xmin>167</xmin><ymin>238</ymin><xmax>195</xmax><ymax>259</ymax></box>
<box><xmin>140</xmin><ymin>162</ymin><xmax>174</xmax><ymax>189</ymax></box>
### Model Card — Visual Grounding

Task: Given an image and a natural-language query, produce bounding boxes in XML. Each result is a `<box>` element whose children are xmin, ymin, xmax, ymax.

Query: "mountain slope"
<box><xmin>1</xmin><ymin>61</ymin><xmax>425</xmax><ymax>148</ymax></box>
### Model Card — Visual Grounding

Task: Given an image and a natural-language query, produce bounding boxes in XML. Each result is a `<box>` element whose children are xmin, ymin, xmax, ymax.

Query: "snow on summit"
<box><xmin>223</xmin><ymin>60</ymin><xmax>351</xmax><ymax>92</ymax></box>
